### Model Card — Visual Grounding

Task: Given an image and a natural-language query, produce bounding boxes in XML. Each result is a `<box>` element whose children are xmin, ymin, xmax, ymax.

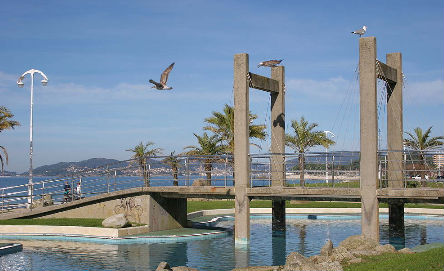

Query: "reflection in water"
<box><xmin>0</xmin><ymin>215</ymin><xmax>442</xmax><ymax>271</ymax></box>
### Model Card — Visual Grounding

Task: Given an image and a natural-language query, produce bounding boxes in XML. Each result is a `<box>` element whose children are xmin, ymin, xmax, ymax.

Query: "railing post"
<box><xmin>331</xmin><ymin>155</ymin><xmax>335</xmax><ymax>187</ymax></box>
<box><xmin>224</xmin><ymin>157</ymin><xmax>228</xmax><ymax>187</ymax></box>
<box><xmin>186</xmin><ymin>157</ymin><xmax>190</xmax><ymax>186</ymax></box>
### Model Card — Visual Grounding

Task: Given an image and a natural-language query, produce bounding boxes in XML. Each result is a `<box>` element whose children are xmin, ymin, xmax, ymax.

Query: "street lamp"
<box><xmin>323</xmin><ymin>130</ymin><xmax>335</xmax><ymax>183</ymax></box>
<box><xmin>17</xmin><ymin>69</ymin><xmax>49</xmax><ymax>208</ymax></box>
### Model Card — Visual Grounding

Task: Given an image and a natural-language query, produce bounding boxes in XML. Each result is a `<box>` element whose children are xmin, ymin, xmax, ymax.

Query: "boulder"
<box><xmin>375</xmin><ymin>244</ymin><xmax>396</xmax><ymax>254</ymax></box>
<box><xmin>317</xmin><ymin>261</ymin><xmax>343</xmax><ymax>271</ymax></box>
<box><xmin>232</xmin><ymin>267</ymin><xmax>280</xmax><ymax>271</ymax></box>
<box><xmin>338</xmin><ymin>235</ymin><xmax>379</xmax><ymax>252</ymax></box>
<box><xmin>330</xmin><ymin>247</ymin><xmax>356</xmax><ymax>263</ymax></box>
<box><xmin>283</xmin><ymin>252</ymin><xmax>318</xmax><ymax>271</ymax></box>
<box><xmin>156</xmin><ymin>262</ymin><xmax>172</xmax><ymax>271</ymax></box>
<box><xmin>347</xmin><ymin>258</ymin><xmax>362</xmax><ymax>264</ymax></box>
<box><xmin>398</xmin><ymin>248</ymin><xmax>415</xmax><ymax>254</ymax></box>
<box><xmin>171</xmin><ymin>267</ymin><xmax>199</xmax><ymax>271</ymax></box>
<box><xmin>102</xmin><ymin>213</ymin><xmax>130</xmax><ymax>228</ymax></box>
<box><xmin>320</xmin><ymin>240</ymin><xmax>334</xmax><ymax>256</ymax></box>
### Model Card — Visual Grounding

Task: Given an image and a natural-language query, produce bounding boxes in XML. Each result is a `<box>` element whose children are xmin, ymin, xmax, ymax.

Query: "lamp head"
<box><xmin>17</xmin><ymin>80</ymin><xmax>24</xmax><ymax>88</ymax></box>
<box><xmin>41</xmin><ymin>79</ymin><xmax>48</xmax><ymax>86</ymax></box>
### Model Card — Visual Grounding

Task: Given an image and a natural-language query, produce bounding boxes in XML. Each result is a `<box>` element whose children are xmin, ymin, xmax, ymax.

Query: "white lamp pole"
<box><xmin>323</xmin><ymin>130</ymin><xmax>335</xmax><ymax>183</ymax></box>
<box><xmin>17</xmin><ymin>69</ymin><xmax>49</xmax><ymax>208</ymax></box>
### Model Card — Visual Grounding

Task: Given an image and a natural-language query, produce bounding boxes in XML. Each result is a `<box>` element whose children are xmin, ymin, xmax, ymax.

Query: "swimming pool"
<box><xmin>1</xmin><ymin>214</ymin><xmax>443</xmax><ymax>271</ymax></box>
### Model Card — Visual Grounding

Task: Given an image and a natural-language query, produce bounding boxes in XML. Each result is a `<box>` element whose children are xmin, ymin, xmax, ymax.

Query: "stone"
<box><xmin>308</xmin><ymin>255</ymin><xmax>328</xmax><ymax>264</ymax></box>
<box><xmin>375</xmin><ymin>244</ymin><xmax>396</xmax><ymax>254</ymax></box>
<box><xmin>171</xmin><ymin>267</ymin><xmax>199</xmax><ymax>271</ymax></box>
<box><xmin>398</xmin><ymin>248</ymin><xmax>415</xmax><ymax>254</ymax></box>
<box><xmin>156</xmin><ymin>262</ymin><xmax>172</xmax><ymax>271</ymax></box>
<box><xmin>320</xmin><ymin>240</ymin><xmax>334</xmax><ymax>256</ymax></box>
<box><xmin>347</xmin><ymin>258</ymin><xmax>362</xmax><ymax>264</ymax></box>
<box><xmin>338</xmin><ymin>235</ymin><xmax>379</xmax><ymax>252</ymax></box>
<box><xmin>330</xmin><ymin>247</ymin><xmax>356</xmax><ymax>263</ymax></box>
<box><xmin>102</xmin><ymin>213</ymin><xmax>130</xmax><ymax>228</ymax></box>
<box><xmin>283</xmin><ymin>252</ymin><xmax>318</xmax><ymax>271</ymax></box>
<box><xmin>317</xmin><ymin>261</ymin><xmax>343</xmax><ymax>271</ymax></box>
<box><xmin>232</xmin><ymin>266</ymin><xmax>281</xmax><ymax>271</ymax></box>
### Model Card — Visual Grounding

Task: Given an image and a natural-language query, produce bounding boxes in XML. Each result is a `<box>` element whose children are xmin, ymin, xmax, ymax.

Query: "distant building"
<box><xmin>433</xmin><ymin>154</ymin><xmax>444</xmax><ymax>169</ymax></box>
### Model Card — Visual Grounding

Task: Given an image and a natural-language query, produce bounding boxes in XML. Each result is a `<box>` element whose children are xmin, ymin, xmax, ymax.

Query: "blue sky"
<box><xmin>1</xmin><ymin>0</ymin><xmax>443</xmax><ymax>173</ymax></box>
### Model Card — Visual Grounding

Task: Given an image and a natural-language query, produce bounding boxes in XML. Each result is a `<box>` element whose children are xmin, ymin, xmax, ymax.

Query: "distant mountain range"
<box><xmin>22</xmin><ymin>158</ymin><xmax>122</xmax><ymax>176</ymax></box>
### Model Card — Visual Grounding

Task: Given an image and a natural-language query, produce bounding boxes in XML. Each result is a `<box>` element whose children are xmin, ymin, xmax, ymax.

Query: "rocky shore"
<box><xmin>155</xmin><ymin>235</ymin><xmax>414</xmax><ymax>271</ymax></box>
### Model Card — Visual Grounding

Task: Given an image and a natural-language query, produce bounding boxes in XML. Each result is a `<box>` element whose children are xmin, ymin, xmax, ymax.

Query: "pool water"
<box><xmin>1</xmin><ymin>215</ymin><xmax>443</xmax><ymax>271</ymax></box>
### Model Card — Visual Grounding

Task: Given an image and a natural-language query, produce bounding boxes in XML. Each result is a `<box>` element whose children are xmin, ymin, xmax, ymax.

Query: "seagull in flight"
<box><xmin>149</xmin><ymin>62</ymin><xmax>175</xmax><ymax>90</ymax></box>
<box><xmin>351</xmin><ymin>26</ymin><xmax>367</xmax><ymax>37</ymax></box>
<box><xmin>257</xmin><ymin>59</ymin><xmax>283</xmax><ymax>68</ymax></box>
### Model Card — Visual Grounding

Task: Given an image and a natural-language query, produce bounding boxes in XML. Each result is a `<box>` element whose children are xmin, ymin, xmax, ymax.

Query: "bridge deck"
<box><xmin>1</xmin><ymin>186</ymin><xmax>442</xmax><ymax>220</ymax></box>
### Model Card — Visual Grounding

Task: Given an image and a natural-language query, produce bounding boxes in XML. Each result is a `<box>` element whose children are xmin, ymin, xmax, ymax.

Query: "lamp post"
<box><xmin>323</xmin><ymin>130</ymin><xmax>335</xmax><ymax>183</ymax></box>
<box><xmin>17</xmin><ymin>69</ymin><xmax>49</xmax><ymax>208</ymax></box>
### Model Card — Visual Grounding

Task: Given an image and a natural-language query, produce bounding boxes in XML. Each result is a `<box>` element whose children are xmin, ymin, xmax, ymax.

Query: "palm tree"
<box><xmin>184</xmin><ymin>133</ymin><xmax>225</xmax><ymax>184</ymax></box>
<box><xmin>0</xmin><ymin>106</ymin><xmax>20</xmax><ymax>174</ymax></box>
<box><xmin>404</xmin><ymin>126</ymin><xmax>444</xmax><ymax>186</ymax></box>
<box><xmin>285</xmin><ymin>117</ymin><xmax>335</xmax><ymax>186</ymax></box>
<box><xmin>126</xmin><ymin>142</ymin><xmax>162</xmax><ymax>187</ymax></box>
<box><xmin>204</xmin><ymin>104</ymin><xmax>267</xmax><ymax>153</ymax></box>
<box><xmin>0</xmin><ymin>106</ymin><xmax>20</xmax><ymax>132</ymax></box>
<box><xmin>162</xmin><ymin>151</ymin><xmax>181</xmax><ymax>186</ymax></box>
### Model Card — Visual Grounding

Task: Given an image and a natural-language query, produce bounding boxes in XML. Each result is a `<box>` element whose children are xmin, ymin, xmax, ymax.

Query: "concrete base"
<box><xmin>388</xmin><ymin>199</ymin><xmax>405</xmax><ymax>248</ymax></box>
<box><xmin>272</xmin><ymin>200</ymin><xmax>286</xmax><ymax>232</ymax></box>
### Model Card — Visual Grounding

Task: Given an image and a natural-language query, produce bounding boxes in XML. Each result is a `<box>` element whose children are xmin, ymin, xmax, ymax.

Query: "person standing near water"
<box><xmin>63</xmin><ymin>181</ymin><xmax>71</xmax><ymax>202</ymax></box>
<box><xmin>76</xmin><ymin>181</ymin><xmax>82</xmax><ymax>199</ymax></box>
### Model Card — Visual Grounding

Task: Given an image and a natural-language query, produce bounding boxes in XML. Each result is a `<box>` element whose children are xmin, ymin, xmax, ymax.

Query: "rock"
<box><xmin>171</xmin><ymin>267</ymin><xmax>199</xmax><ymax>271</ymax></box>
<box><xmin>156</xmin><ymin>262</ymin><xmax>172</xmax><ymax>271</ymax></box>
<box><xmin>308</xmin><ymin>255</ymin><xmax>329</xmax><ymax>264</ymax></box>
<box><xmin>318</xmin><ymin>261</ymin><xmax>343</xmax><ymax>271</ymax></box>
<box><xmin>320</xmin><ymin>240</ymin><xmax>334</xmax><ymax>256</ymax></box>
<box><xmin>338</xmin><ymin>235</ymin><xmax>379</xmax><ymax>252</ymax></box>
<box><xmin>330</xmin><ymin>247</ymin><xmax>356</xmax><ymax>263</ymax></box>
<box><xmin>283</xmin><ymin>252</ymin><xmax>318</xmax><ymax>271</ymax></box>
<box><xmin>192</xmin><ymin>179</ymin><xmax>210</xmax><ymax>186</ymax></box>
<box><xmin>375</xmin><ymin>244</ymin><xmax>396</xmax><ymax>254</ymax></box>
<box><xmin>398</xmin><ymin>248</ymin><xmax>415</xmax><ymax>254</ymax></box>
<box><xmin>102</xmin><ymin>213</ymin><xmax>130</xmax><ymax>228</ymax></box>
<box><xmin>347</xmin><ymin>258</ymin><xmax>362</xmax><ymax>264</ymax></box>
<box><xmin>232</xmin><ymin>266</ymin><xmax>281</xmax><ymax>271</ymax></box>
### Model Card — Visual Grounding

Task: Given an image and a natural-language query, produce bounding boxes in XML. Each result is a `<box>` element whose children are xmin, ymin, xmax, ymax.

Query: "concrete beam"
<box><xmin>248</xmin><ymin>72</ymin><xmax>279</xmax><ymax>93</ymax></box>
<box><xmin>359</xmin><ymin>36</ymin><xmax>379</xmax><ymax>241</ymax></box>
<box><xmin>376</xmin><ymin>60</ymin><xmax>397</xmax><ymax>84</ymax></box>
<box><xmin>386</xmin><ymin>53</ymin><xmax>403</xmax><ymax>189</ymax></box>
<box><xmin>234</xmin><ymin>53</ymin><xmax>251</xmax><ymax>245</ymax></box>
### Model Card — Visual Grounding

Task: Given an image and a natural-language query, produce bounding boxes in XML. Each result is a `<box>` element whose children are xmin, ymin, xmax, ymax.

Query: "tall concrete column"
<box><xmin>386</xmin><ymin>52</ymin><xmax>405</xmax><ymax>246</ymax></box>
<box><xmin>386</xmin><ymin>53</ymin><xmax>403</xmax><ymax>188</ymax></box>
<box><xmin>234</xmin><ymin>53</ymin><xmax>250</xmax><ymax>244</ymax></box>
<box><xmin>359</xmin><ymin>37</ymin><xmax>379</xmax><ymax>241</ymax></box>
<box><xmin>271</xmin><ymin>66</ymin><xmax>286</xmax><ymax>232</ymax></box>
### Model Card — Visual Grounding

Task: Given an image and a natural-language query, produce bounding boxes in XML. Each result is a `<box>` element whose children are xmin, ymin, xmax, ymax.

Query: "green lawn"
<box><xmin>187</xmin><ymin>200</ymin><xmax>443</xmax><ymax>213</ymax></box>
<box><xmin>0</xmin><ymin>218</ymin><xmax>104</xmax><ymax>227</ymax></box>
<box><xmin>344</xmin><ymin>247</ymin><xmax>444</xmax><ymax>271</ymax></box>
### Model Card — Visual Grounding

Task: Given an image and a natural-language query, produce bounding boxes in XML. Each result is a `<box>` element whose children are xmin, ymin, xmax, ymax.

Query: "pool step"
<box><xmin>0</xmin><ymin>243</ymin><xmax>23</xmax><ymax>256</ymax></box>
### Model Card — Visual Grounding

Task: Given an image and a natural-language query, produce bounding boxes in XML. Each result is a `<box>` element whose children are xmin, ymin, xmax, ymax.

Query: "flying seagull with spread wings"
<box><xmin>149</xmin><ymin>62</ymin><xmax>175</xmax><ymax>90</ymax></box>
<box><xmin>257</xmin><ymin>59</ymin><xmax>283</xmax><ymax>68</ymax></box>
<box><xmin>351</xmin><ymin>26</ymin><xmax>367</xmax><ymax>37</ymax></box>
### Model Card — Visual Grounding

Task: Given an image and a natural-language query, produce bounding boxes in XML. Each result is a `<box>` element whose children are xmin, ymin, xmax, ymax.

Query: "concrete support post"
<box><xmin>386</xmin><ymin>53</ymin><xmax>403</xmax><ymax>188</ymax></box>
<box><xmin>359</xmin><ymin>37</ymin><xmax>379</xmax><ymax>241</ymax></box>
<box><xmin>388</xmin><ymin>199</ymin><xmax>405</xmax><ymax>248</ymax></box>
<box><xmin>271</xmin><ymin>66</ymin><xmax>286</xmax><ymax>232</ymax></box>
<box><xmin>234</xmin><ymin>53</ymin><xmax>250</xmax><ymax>244</ymax></box>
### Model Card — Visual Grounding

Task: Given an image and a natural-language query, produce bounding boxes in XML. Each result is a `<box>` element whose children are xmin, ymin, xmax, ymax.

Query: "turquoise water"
<box><xmin>0</xmin><ymin>215</ymin><xmax>443</xmax><ymax>271</ymax></box>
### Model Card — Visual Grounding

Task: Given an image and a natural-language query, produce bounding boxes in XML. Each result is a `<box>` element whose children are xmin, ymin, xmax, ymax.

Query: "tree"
<box><xmin>404</xmin><ymin>126</ymin><xmax>444</xmax><ymax>186</ymax></box>
<box><xmin>184</xmin><ymin>133</ymin><xmax>225</xmax><ymax>184</ymax></box>
<box><xmin>162</xmin><ymin>151</ymin><xmax>180</xmax><ymax>186</ymax></box>
<box><xmin>285</xmin><ymin>116</ymin><xmax>335</xmax><ymax>186</ymax></box>
<box><xmin>0</xmin><ymin>106</ymin><xmax>20</xmax><ymax>173</ymax></box>
<box><xmin>204</xmin><ymin>104</ymin><xmax>266</xmax><ymax>153</ymax></box>
<box><xmin>126</xmin><ymin>142</ymin><xmax>162</xmax><ymax>187</ymax></box>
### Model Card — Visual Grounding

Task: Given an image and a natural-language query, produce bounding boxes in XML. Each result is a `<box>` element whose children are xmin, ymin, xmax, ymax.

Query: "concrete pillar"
<box><xmin>271</xmin><ymin>66</ymin><xmax>286</xmax><ymax>233</ymax></box>
<box><xmin>388</xmin><ymin>199</ymin><xmax>405</xmax><ymax>249</ymax></box>
<box><xmin>359</xmin><ymin>37</ymin><xmax>379</xmax><ymax>241</ymax></box>
<box><xmin>148</xmin><ymin>194</ymin><xmax>187</xmax><ymax>232</ymax></box>
<box><xmin>234</xmin><ymin>53</ymin><xmax>250</xmax><ymax>244</ymax></box>
<box><xmin>386</xmin><ymin>53</ymin><xmax>403</xmax><ymax>188</ymax></box>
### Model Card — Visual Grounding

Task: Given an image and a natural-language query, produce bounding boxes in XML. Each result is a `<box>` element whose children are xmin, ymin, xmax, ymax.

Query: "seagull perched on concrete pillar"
<box><xmin>149</xmin><ymin>62</ymin><xmax>175</xmax><ymax>90</ymax></box>
<box><xmin>351</xmin><ymin>26</ymin><xmax>367</xmax><ymax>37</ymax></box>
<box><xmin>257</xmin><ymin>59</ymin><xmax>283</xmax><ymax>68</ymax></box>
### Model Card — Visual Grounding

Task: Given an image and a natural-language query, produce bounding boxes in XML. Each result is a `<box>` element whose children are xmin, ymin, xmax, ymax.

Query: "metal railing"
<box><xmin>1</xmin><ymin>150</ymin><xmax>442</xmax><ymax>213</ymax></box>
